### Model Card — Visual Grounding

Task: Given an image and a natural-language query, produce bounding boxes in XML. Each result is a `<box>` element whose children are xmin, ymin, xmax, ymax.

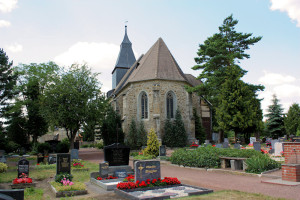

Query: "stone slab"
<box><xmin>261</xmin><ymin>179</ymin><xmax>300</xmax><ymax>186</ymax></box>
<box><xmin>90</xmin><ymin>177</ymin><xmax>123</xmax><ymax>191</ymax></box>
<box><xmin>0</xmin><ymin>189</ymin><xmax>24</xmax><ymax>200</ymax></box>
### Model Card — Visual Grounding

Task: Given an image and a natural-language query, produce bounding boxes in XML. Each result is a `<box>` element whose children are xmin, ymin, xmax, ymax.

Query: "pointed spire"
<box><xmin>122</xmin><ymin>25</ymin><xmax>131</xmax><ymax>44</ymax></box>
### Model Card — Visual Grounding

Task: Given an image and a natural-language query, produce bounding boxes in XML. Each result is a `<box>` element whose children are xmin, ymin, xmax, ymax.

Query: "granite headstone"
<box><xmin>17</xmin><ymin>159</ymin><xmax>29</xmax><ymax>178</ymax></box>
<box><xmin>48</xmin><ymin>154</ymin><xmax>57</xmax><ymax>164</ymax></box>
<box><xmin>274</xmin><ymin>142</ymin><xmax>283</xmax><ymax>156</ymax></box>
<box><xmin>56</xmin><ymin>153</ymin><xmax>71</xmax><ymax>175</ymax></box>
<box><xmin>222</xmin><ymin>142</ymin><xmax>229</xmax><ymax>148</ymax></box>
<box><xmin>253</xmin><ymin>142</ymin><xmax>261</xmax><ymax>151</ymax></box>
<box><xmin>135</xmin><ymin>160</ymin><xmax>160</xmax><ymax>183</ymax></box>
<box><xmin>216</xmin><ymin>144</ymin><xmax>222</xmax><ymax>148</ymax></box>
<box><xmin>0</xmin><ymin>189</ymin><xmax>24</xmax><ymax>200</ymax></box>
<box><xmin>234</xmin><ymin>144</ymin><xmax>241</xmax><ymax>149</ymax></box>
<box><xmin>71</xmin><ymin>149</ymin><xmax>79</xmax><ymax>160</ymax></box>
<box><xmin>159</xmin><ymin>145</ymin><xmax>166</xmax><ymax>157</ymax></box>
<box><xmin>99</xmin><ymin>161</ymin><xmax>109</xmax><ymax>178</ymax></box>
<box><xmin>0</xmin><ymin>150</ymin><xmax>6</xmax><ymax>163</ymax></box>
<box><xmin>224</xmin><ymin>138</ymin><xmax>229</xmax><ymax>143</ymax></box>
<box><xmin>104</xmin><ymin>143</ymin><xmax>130</xmax><ymax>166</ymax></box>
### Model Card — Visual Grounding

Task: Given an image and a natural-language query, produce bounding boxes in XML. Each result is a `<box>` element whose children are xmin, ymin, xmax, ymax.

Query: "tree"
<box><xmin>188</xmin><ymin>15</ymin><xmax>263</xmax><ymax>140</ymax></box>
<box><xmin>162</xmin><ymin>117</ymin><xmax>175</xmax><ymax>147</ymax></box>
<box><xmin>126</xmin><ymin>118</ymin><xmax>138</xmax><ymax>149</ymax></box>
<box><xmin>265</xmin><ymin>95</ymin><xmax>285</xmax><ymax>138</ymax></box>
<box><xmin>193</xmin><ymin>108</ymin><xmax>206</xmax><ymax>144</ymax></box>
<box><xmin>173</xmin><ymin>109</ymin><xmax>187</xmax><ymax>147</ymax></box>
<box><xmin>284</xmin><ymin>103</ymin><xmax>300</xmax><ymax>136</ymax></box>
<box><xmin>0</xmin><ymin>49</ymin><xmax>17</xmax><ymax>130</ymax></box>
<box><xmin>100</xmin><ymin>106</ymin><xmax>124</xmax><ymax>146</ymax></box>
<box><xmin>137</xmin><ymin>120</ymin><xmax>147</xmax><ymax>148</ymax></box>
<box><xmin>41</xmin><ymin>64</ymin><xmax>105</xmax><ymax>149</ymax></box>
<box><xmin>143</xmin><ymin>128</ymin><xmax>160</xmax><ymax>157</ymax></box>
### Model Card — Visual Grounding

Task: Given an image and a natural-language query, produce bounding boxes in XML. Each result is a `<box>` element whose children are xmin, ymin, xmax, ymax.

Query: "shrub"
<box><xmin>162</xmin><ymin>117</ymin><xmax>175</xmax><ymax>147</ymax></box>
<box><xmin>130</xmin><ymin>152</ymin><xmax>139</xmax><ymax>157</ymax></box>
<box><xmin>0</xmin><ymin>162</ymin><xmax>8</xmax><ymax>173</ymax></box>
<box><xmin>37</xmin><ymin>142</ymin><xmax>51</xmax><ymax>154</ymax></box>
<box><xmin>95</xmin><ymin>141</ymin><xmax>104</xmax><ymax>149</ymax></box>
<box><xmin>245</xmin><ymin>154</ymin><xmax>281</xmax><ymax>174</ymax></box>
<box><xmin>143</xmin><ymin>128</ymin><xmax>159</xmax><ymax>157</ymax></box>
<box><xmin>6</xmin><ymin>141</ymin><xmax>20</xmax><ymax>153</ymax></box>
<box><xmin>193</xmin><ymin>108</ymin><xmax>206</xmax><ymax>144</ymax></box>
<box><xmin>55</xmin><ymin>173</ymin><xmax>73</xmax><ymax>183</ymax></box>
<box><xmin>133</xmin><ymin>154</ymin><xmax>154</xmax><ymax>160</ymax></box>
<box><xmin>56</xmin><ymin>139</ymin><xmax>70</xmax><ymax>153</ymax></box>
<box><xmin>137</xmin><ymin>120</ymin><xmax>147</xmax><ymax>148</ymax></box>
<box><xmin>126</xmin><ymin>118</ymin><xmax>138</xmax><ymax>149</ymax></box>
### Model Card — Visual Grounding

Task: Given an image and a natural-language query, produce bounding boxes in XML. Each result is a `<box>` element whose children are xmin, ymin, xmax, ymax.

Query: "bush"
<box><xmin>50</xmin><ymin>181</ymin><xmax>86</xmax><ymax>192</ymax></box>
<box><xmin>56</xmin><ymin>138</ymin><xmax>70</xmax><ymax>153</ymax></box>
<box><xmin>37</xmin><ymin>142</ymin><xmax>51</xmax><ymax>154</ymax></box>
<box><xmin>6</xmin><ymin>141</ymin><xmax>20</xmax><ymax>153</ymax></box>
<box><xmin>245</xmin><ymin>154</ymin><xmax>281</xmax><ymax>174</ymax></box>
<box><xmin>55</xmin><ymin>173</ymin><xmax>73</xmax><ymax>183</ymax></box>
<box><xmin>126</xmin><ymin>118</ymin><xmax>138</xmax><ymax>149</ymax></box>
<box><xmin>130</xmin><ymin>152</ymin><xmax>139</xmax><ymax>157</ymax></box>
<box><xmin>143</xmin><ymin>128</ymin><xmax>159</xmax><ymax>157</ymax></box>
<box><xmin>137</xmin><ymin>121</ymin><xmax>147</xmax><ymax>148</ymax></box>
<box><xmin>95</xmin><ymin>141</ymin><xmax>104</xmax><ymax>149</ymax></box>
<box><xmin>133</xmin><ymin>154</ymin><xmax>154</xmax><ymax>160</ymax></box>
<box><xmin>0</xmin><ymin>163</ymin><xmax>8</xmax><ymax>173</ymax></box>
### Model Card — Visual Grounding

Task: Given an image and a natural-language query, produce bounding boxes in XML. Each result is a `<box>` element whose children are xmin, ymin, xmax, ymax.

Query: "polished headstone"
<box><xmin>18</xmin><ymin>158</ymin><xmax>29</xmax><ymax>178</ymax></box>
<box><xmin>104</xmin><ymin>143</ymin><xmax>130</xmax><ymax>166</ymax></box>
<box><xmin>159</xmin><ymin>145</ymin><xmax>166</xmax><ymax>157</ymax></box>
<box><xmin>56</xmin><ymin>153</ymin><xmax>71</xmax><ymax>175</ymax></box>
<box><xmin>114</xmin><ymin>169</ymin><xmax>128</xmax><ymax>178</ymax></box>
<box><xmin>135</xmin><ymin>160</ymin><xmax>160</xmax><ymax>182</ymax></box>
<box><xmin>70</xmin><ymin>149</ymin><xmax>79</xmax><ymax>160</ymax></box>
<box><xmin>99</xmin><ymin>161</ymin><xmax>109</xmax><ymax>178</ymax></box>
<box><xmin>253</xmin><ymin>142</ymin><xmax>261</xmax><ymax>151</ymax></box>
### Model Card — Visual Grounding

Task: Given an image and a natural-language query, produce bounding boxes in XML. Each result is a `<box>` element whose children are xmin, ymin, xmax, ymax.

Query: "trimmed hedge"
<box><xmin>170</xmin><ymin>146</ymin><xmax>262</xmax><ymax>168</ymax></box>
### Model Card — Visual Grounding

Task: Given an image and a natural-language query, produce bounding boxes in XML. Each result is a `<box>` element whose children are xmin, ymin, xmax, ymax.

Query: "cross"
<box><xmin>138</xmin><ymin>164</ymin><xmax>144</xmax><ymax>178</ymax></box>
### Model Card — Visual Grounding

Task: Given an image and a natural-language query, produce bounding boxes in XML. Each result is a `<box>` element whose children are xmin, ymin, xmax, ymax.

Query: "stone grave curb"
<box><xmin>260</xmin><ymin>168</ymin><xmax>281</xmax><ymax>179</ymax></box>
<box><xmin>9</xmin><ymin>182</ymin><xmax>37</xmax><ymax>189</ymax></box>
<box><xmin>90</xmin><ymin>177</ymin><xmax>123</xmax><ymax>191</ymax></box>
<box><xmin>49</xmin><ymin>182</ymin><xmax>88</xmax><ymax>198</ymax></box>
<box><xmin>114</xmin><ymin>184</ymin><xmax>214</xmax><ymax>200</ymax></box>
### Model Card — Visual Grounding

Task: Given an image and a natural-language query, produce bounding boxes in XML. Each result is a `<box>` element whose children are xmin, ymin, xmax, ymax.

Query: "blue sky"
<box><xmin>1</xmin><ymin>0</ymin><xmax>300</xmax><ymax>115</ymax></box>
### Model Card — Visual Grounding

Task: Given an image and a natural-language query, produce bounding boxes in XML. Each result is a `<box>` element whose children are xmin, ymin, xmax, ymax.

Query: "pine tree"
<box><xmin>0</xmin><ymin>49</ymin><xmax>17</xmax><ymax>129</ymax></box>
<box><xmin>162</xmin><ymin>117</ymin><xmax>175</xmax><ymax>147</ymax></box>
<box><xmin>284</xmin><ymin>103</ymin><xmax>300</xmax><ymax>136</ymax></box>
<box><xmin>193</xmin><ymin>108</ymin><xmax>206</xmax><ymax>144</ymax></box>
<box><xmin>137</xmin><ymin>120</ymin><xmax>147</xmax><ymax>148</ymax></box>
<box><xmin>143</xmin><ymin>128</ymin><xmax>159</xmax><ymax>157</ymax></box>
<box><xmin>173</xmin><ymin>109</ymin><xmax>187</xmax><ymax>147</ymax></box>
<box><xmin>265</xmin><ymin>95</ymin><xmax>285</xmax><ymax>138</ymax></box>
<box><xmin>126</xmin><ymin>118</ymin><xmax>138</xmax><ymax>149</ymax></box>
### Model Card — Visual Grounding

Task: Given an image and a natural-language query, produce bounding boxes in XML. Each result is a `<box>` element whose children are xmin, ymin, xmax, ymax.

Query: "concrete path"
<box><xmin>79</xmin><ymin>148</ymin><xmax>300</xmax><ymax>200</ymax></box>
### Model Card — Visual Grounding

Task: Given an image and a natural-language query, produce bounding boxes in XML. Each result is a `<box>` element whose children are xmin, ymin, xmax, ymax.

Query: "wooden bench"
<box><xmin>219</xmin><ymin>157</ymin><xmax>247</xmax><ymax>171</ymax></box>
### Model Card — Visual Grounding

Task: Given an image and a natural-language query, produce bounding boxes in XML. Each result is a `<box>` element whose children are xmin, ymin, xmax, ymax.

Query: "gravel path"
<box><xmin>79</xmin><ymin>148</ymin><xmax>300</xmax><ymax>200</ymax></box>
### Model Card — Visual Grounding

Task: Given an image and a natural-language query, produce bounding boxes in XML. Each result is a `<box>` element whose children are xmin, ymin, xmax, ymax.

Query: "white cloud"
<box><xmin>5</xmin><ymin>43</ymin><xmax>23</xmax><ymax>53</ymax></box>
<box><xmin>273</xmin><ymin>84</ymin><xmax>300</xmax><ymax>97</ymax></box>
<box><xmin>0</xmin><ymin>0</ymin><xmax>17</xmax><ymax>13</ymax></box>
<box><xmin>258</xmin><ymin>71</ymin><xmax>296</xmax><ymax>85</ymax></box>
<box><xmin>270</xmin><ymin>0</ymin><xmax>300</xmax><ymax>27</ymax></box>
<box><xmin>0</xmin><ymin>19</ymin><xmax>10</xmax><ymax>28</ymax></box>
<box><xmin>54</xmin><ymin>42</ymin><xmax>121</xmax><ymax>92</ymax></box>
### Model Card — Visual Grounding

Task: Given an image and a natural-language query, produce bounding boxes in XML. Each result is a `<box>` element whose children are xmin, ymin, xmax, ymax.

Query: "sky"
<box><xmin>1</xmin><ymin>0</ymin><xmax>300</xmax><ymax>115</ymax></box>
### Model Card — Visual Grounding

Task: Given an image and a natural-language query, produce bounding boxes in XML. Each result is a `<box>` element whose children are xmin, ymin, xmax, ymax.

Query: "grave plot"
<box><xmin>10</xmin><ymin>158</ymin><xmax>36</xmax><ymax>189</ymax></box>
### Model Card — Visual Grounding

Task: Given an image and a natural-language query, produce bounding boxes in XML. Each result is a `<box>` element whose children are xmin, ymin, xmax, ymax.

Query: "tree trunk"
<box><xmin>218</xmin><ymin>130</ymin><xmax>224</xmax><ymax>143</ymax></box>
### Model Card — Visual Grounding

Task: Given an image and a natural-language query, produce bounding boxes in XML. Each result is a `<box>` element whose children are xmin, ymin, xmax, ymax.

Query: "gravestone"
<box><xmin>274</xmin><ymin>142</ymin><xmax>283</xmax><ymax>156</ymax></box>
<box><xmin>37</xmin><ymin>154</ymin><xmax>44</xmax><ymax>164</ymax></box>
<box><xmin>0</xmin><ymin>189</ymin><xmax>24</xmax><ymax>200</ymax></box>
<box><xmin>99</xmin><ymin>161</ymin><xmax>109</xmax><ymax>178</ymax></box>
<box><xmin>48</xmin><ymin>154</ymin><xmax>57</xmax><ymax>164</ymax></box>
<box><xmin>224</xmin><ymin>138</ymin><xmax>229</xmax><ymax>143</ymax></box>
<box><xmin>56</xmin><ymin>153</ymin><xmax>71</xmax><ymax>175</ymax></box>
<box><xmin>215</xmin><ymin>144</ymin><xmax>222</xmax><ymax>148</ymax></box>
<box><xmin>212</xmin><ymin>132</ymin><xmax>219</xmax><ymax>142</ymax></box>
<box><xmin>104</xmin><ymin>143</ymin><xmax>130</xmax><ymax>166</ymax></box>
<box><xmin>71</xmin><ymin>149</ymin><xmax>79</xmax><ymax>160</ymax></box>
<box><xmin>253</xmin><ymin>142</ymin><xmax>261</xmax><ymax>151</ymax></box>
<box><xmin>159</xmin><ymin>145</ymin><xmax>166</xmax><ymax>157</ymax></box>
<box><xmin>270</xmin><ymin>139</ymin><xmax>279</xmax><ymax>154</ymax></box>
<box><xmin>205</xmin><ymin>140</ymin><xmax>210</xmax><ymax>144</ymax></box>
<box><xmin>194</xmin><ymin>140</ymin><xmax>199</xmax><ymax>145</ymax></box>
<box><xmin>74</xmin><ymin>141</ymin><xmax>80</xmax><ymax>150</ymax></box>
<box><xmin>114</xmin><ymin>169</ymin><xmax>128</xmax><ymax>178</ymax></box>
<box><xmin>234</xmin><ymin>144</ymin><xmax>241</xmax><ymax>149</ymax></box>
<box><xmin>17</xmin><ymin>159</ymin><xmax>29</xmax><ymax>178</ymax></box>
<box><xmin>0</xmin><ymin>150</ymin><xmax>6</xmax><ymax>163</ymax></box>
<box><xmin>135</xmin><ymin>160</ymin><xmax>160</xmax><ymax>183</ymax></box>
<box><xmin>250</xmin><ymin>137</ymin><xmax>256</xmax><ymax>144</ymax></box>
<box><xmin>222</xmin><ymin>142</ymin><xmax>229</xmax><ymax>148</ymax></box>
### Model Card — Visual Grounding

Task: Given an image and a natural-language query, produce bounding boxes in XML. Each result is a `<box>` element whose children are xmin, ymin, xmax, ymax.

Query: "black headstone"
<box><xmin>56</xmin><ymin>153</ymin><xmax>71</xmax><ymax>175</ymax></box>
<box><xmin>17</xmin><ymin>159</ymin><xmax>29</xmax><ymax>178</ymax></box>
<box><xmin>99</xmin><ymin>161</ymin><xmax>109</xmax><ymax>178</ymax></box>
<box><xmin>159</xmin><ymin>145</ymin><xmax>166</xmax><ymax>157</ymax></box>
<box><xmin>104</xmin><ymin>143</ymin><xmax>130</xmax><ymax>166</ymax></box>
<box><xmin>134</xmin><ymin>160</ymin><xmax>160</xmax><ymax>183</ymax></box>
<box><xmin>0</xmin><ymin>189</ymin><xmax>24</xmax><ymax>200</ymax></box>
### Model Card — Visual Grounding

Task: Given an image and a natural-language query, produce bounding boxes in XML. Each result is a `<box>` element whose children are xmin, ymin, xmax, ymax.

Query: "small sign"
<box><xmin>159</xmin><ymin>145</ymin><xmax>166</xmax><ymax>157</ymax></box>
<box><xmin>18</xmin><ymin>159</ymin><xmax>29</xmax><ymax>178</ymax></box>
<box><xmin>114</xmin><ymin>169</ymin><xmax>128</xmax><ymax>178</ymax></box>
<box><xmin>56</xmin><ymin>153</ymin><xmax>71</xmax><ymax>175</ymax></box>
<box><xmin>99</xmin><ymin>161</ymin><xmax>109</xmax><ymax>178</ymax></box>
<box><xmin>135</xmin><ymin>160</ymin><xmax>160</xmax><ymax>183</ymax></box>
<box><xmin>250</xmin><ymin>137</ymin><xmax>256</xmax><ymax>144</ymax></box>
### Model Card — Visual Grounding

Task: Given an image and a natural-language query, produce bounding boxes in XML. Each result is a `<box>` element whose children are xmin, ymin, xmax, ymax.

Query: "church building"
<box><xmin>107</xmin><ymin>26</ymin><xmax>212</xmax><ymax>143</ymax></box>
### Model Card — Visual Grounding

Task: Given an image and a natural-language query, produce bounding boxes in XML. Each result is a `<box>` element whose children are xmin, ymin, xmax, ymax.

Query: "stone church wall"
<box><xmin>112</xmin><ymin>79</ymin><xmax>211</xmax><ymax>144</ymax></box>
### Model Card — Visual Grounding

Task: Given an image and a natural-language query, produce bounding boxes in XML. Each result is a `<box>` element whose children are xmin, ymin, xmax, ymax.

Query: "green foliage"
<box><xmin>55</xmin><ymin>173</ymin><xmax>73</xmax><ymax>183</ymax></box>
<box><xmin>100</xmin><ymin>105</ymin><xmax>124</xmax><ymax>146</ymax></box>
<box><xmin>56</xmin><ymin>139</ymin><xmax>70</xmax><ymax>153</ymax></box>
<box><xmin>37</xmin><ymin>142</ymin><xmax>51</xmax><ymax>154</ymax></box>
<box><xmin>170</xmin><ymin>147</ymin><xmax>261</xmax><ymax>168</ymax></box>
<box><xmin>163</xmin><ymin>117</ymin><xmax>175</xmax><ymax>147</ymax></box>
<box><xmin>126</xmin><ymin>118</ymin><xmax>138</xmax><ymax>149</ymax></box>
<box><xmin>95</xmin><ymin>141</ymin><xmax>104</xmax><ymax>149</ymax></box>
<box><xmin>133</xmin><ymin>154</ymin><xmax>154</xmax><ymax>160</ymax></box>
<box><xmin>5</xmin><ymin>141</ymin><xmax>20</xmax><ymax>153</ymax></box>
<box><xmin>188</xmin><ymin>15</ymin><xmax>263</xmax><ymax>135</ymax></box>
<box><xmin>130</xmin><ymin>152</ymin><xmax>139</xmax><ymax>157</ymax></box>
<box><xmin>245</xmin><ymin>154</ymin><xmax>281</xmax><ymax>174</ymax></box>
<box><xmin>50</xmin><ymin>181</ymin><xmax>86</xmax><ymax>192</ymax></box>
<box><xmin>143</xmin><ymin>128</ymin><xmax>160</xmax><ymax>157</ymax></box>
<box><xmin>137</xmin><ymin>120</ymin><xmax>147</xmax><ymax>148</ymax></box>
<box><xmin>173</xmin><ymin>109</ymin><xmax>187</xmax><ymax>147</ymax></box>
<box><xmin>193</xmin><ymin>108</ymin><xmax>206</xmax><ymax>144</ymax></box>
<box><xmin>24</xmin><ymin>187</ymin><xmax>43</xmax><ymax>200</ymax></box>
<box><xmin>265</xmin><ymin>95</ymin><xmax>285</xmax><ymax>138</ymax></box>
<box><xmin>0</xmin><ymin>162</ymin><xmax>8</xmax><ymax>173</ymax></box>
<box><xmin>284</xmin><ymin>103</ymin><xmax>300</xmax><ymax>136</ymax></box>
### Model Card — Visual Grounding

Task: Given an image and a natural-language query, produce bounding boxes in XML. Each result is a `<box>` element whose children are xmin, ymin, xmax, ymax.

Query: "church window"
<box><xmin>166</xmin><ymin>91</ymin><xmax>175</xmax><ymax>118</ymax></box>
<box><xmin>141</xmin><ymin>92</ymin><xmax>148</xmax><ymax>119</ymax></box>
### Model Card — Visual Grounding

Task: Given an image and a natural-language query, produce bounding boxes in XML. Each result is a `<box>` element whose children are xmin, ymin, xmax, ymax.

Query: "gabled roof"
<box><xmin>112</xmin><ymin>26</ymin><xmax>136</xmax><ymax>73</ymax></box>
<box><xmin>111</xmin><ymin>38</ymin><xmax>201</xmax><ymax>96</ymax></box>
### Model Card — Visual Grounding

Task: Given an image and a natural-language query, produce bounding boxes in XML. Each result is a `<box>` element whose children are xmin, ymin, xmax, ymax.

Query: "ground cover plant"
<box><xmin>245</xmin><ymin>154</ymin><xmax>281</xmax><ymax>174</ymax></box>
<box><xmin>24</xmin><ymin>187</ymin><xmax>44</xmax><ymax>200</ymax></box>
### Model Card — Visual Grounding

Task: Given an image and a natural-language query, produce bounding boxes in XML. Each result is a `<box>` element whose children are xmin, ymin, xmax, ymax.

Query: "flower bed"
<box><xmin>50</xmin><ymin>181</ymin><xmax>87</xmax><ymax>197</ymax></box>
<box><xmin>90</xmin><ymin>172</ymin><xmax>124</xmax><ymax>191</ymax></box>
<box><xmin>72</xmin><ymin>160</ymin><xmax>89</xmax><ymax>171</ymax></box>
<box><xmin>10</xmin><ymin>173</ymin><xmax>36</xmax><ymax>189</ymax></box>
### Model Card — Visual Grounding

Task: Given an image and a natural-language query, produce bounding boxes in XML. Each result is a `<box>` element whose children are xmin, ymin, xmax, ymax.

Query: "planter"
<box><xmin>115</xmin><ymin>184</ymin><xmax>213</xmax><ymax>200</ymax></box>
<box><xmin>50</xmin><ymin>183</ymin><xmax>87</xmax><ymax>198</ymax></box>
<box><xmin>10</xmin><ymin>182</ymin><xmax>37</xmax><ymax>189</ymax></box>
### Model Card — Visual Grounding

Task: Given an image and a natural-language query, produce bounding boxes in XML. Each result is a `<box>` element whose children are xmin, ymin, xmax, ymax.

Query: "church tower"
<box><xmin>112</xmin><ymin>25</ymin><xmax>136</xmax><ymax>89</ymax></box>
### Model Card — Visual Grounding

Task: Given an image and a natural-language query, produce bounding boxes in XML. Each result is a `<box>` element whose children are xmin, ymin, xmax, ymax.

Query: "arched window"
<box><xmin>141</xmin><ymin>92</ymin><xmax>148</xmax><ymax>119</ymax></box>
<box><xmin>166</xmin><ymin>91</ymin><xmax>175</xmax><ymax>118</ymax></box>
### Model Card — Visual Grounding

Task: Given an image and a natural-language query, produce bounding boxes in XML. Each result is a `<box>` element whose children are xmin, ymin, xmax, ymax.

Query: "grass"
<box><xmin>50</xmin><ymin>181</ymin><xmax>86</xmax><ymax>192</ymax></box>
<box><xmin>179</xmin><ymin>190</ymin><xmax>287</xmax><ymax>200</ymax></box>
<box><xmin>24</xmin><ymin>187</ymin><xmax>44</xmax><ymax>200</ymax></box>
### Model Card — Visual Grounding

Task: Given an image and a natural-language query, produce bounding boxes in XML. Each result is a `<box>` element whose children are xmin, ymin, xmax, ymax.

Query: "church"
<box><xmin>107</xmin><ymin>26</ymin><xmax>212</xmax><ymax>144</ymax></box>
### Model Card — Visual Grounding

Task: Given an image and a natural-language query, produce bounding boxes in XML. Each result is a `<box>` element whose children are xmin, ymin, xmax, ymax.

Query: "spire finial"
<box><xmin>125</xmin><ymin>21</ymin><xmax>128</xmax><ymax>34</ymax></box>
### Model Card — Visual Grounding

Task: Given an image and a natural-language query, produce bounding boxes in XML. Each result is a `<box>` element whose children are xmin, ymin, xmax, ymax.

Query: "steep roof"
<box><xmin>112</xmin><ymin>38</ymin><xmax>200</xmax><ymax>96</ymax></box>
<box><xmin>112</xmin><ymin>26</ymin><xmax>136</xmax><ymax>73</ymax></box>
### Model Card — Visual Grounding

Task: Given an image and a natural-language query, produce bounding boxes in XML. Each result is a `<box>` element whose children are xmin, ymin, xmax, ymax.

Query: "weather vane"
<box><xmin>125</xmin><ymin>20</ymin><xmax>128</xmax><ymax>27</ymax></box>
